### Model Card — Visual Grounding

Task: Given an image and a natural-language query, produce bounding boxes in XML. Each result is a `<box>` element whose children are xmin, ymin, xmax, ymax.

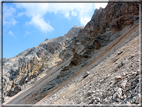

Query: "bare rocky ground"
<box><xmin>38</xmin><ymin>34</ymin><xmax>140</xmax><ymax>105</ymax></box>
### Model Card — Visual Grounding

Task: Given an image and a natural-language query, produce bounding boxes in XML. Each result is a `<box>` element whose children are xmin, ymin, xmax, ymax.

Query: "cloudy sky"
<box><xmin>3</xmin><ymin>2</ymin><xmax>108</xmax><ymax>58</ymax></box>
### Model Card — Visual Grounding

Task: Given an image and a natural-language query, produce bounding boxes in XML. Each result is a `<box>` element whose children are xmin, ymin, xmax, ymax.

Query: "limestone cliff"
<box><xmin>2</xmin><ymin>26</ymin><xmax>83</xmax><ymax>101</ymax></box>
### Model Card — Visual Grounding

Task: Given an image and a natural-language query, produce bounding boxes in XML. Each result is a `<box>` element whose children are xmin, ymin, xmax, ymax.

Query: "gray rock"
<box><xmin>126</xmin><ymin>102</ymin><xmax>131</xmax><ymax>105</ymax></box>
<box><xmin>136</xmin><ymin>69</ymin><xmax>140</xmax><ymax>75</ymax></box>
<box><xmin>103</xmin><ymin>98</ymin><xmax>109</xmax><ymax>104</ymax></box>
<box><xmin>95</xmin><ymin>97</ymin><xmax>101</xmax><ymax>102</ymax></box>
<box><xmin>83</xmin><ymin>71</ymin><xmax>90</xmax><ymax>79</ymax></box>
<box><xmin>135</xmin><ymin>94</ymin><xmax>140</xmax><ymax>104</ymax></box>
<box><xmin>120</xmin><ymin>79</ymin><xmax>127</xmax><ymax>89</ymax></box>
<box><xmin>113</xmin><ymin>88</ymin><xmax>123</xmax><ymax>100</ymax></box>
<box><xmin>93</xmin><ymin>100</ymin><xmax>98</xmax><ymax>104</ymax></box>
<box><xmin>115</xmin><ymin>76</ymin><xmax>122</xmax><ymax>82</ymax></box>
<box><xmin>88</xmin><ymin>91</ymin><xmax>93</xmax><ymax>96</ymax></box>
<box><xmin>113</xmin><ymin>92</ymin><xmax>117</xmax><ymax>100</ymax></box>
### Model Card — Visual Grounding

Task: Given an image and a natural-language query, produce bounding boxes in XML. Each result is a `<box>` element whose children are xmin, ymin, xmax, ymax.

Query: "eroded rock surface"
<box><xmin>2</xmin><ymin>26</ymin><xmax>84</xmax><ymax>102</ymax></box>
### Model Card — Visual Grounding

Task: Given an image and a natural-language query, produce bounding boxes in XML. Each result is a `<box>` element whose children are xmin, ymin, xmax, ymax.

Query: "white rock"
<box><xmin>113</xmin><ymin>92</ymin><xmax>117</xmax><ymax>100</ymax></box>
<box><xmin>93</xmin><ymin>100</ymin><xmax>98</xmax><ymax>104</ymax></box>
<box><xmin>86</xmin><ymin>71</ymin><xmax>90</xmax><ymax>75</ymax></box>
<box><xmin>122</xmin><ymin>72</ymin><xmax>126</xmax><ymax>76</ymax></box>
<box><xmin>108</xmin><ymin>96</ymin><xmax>112</xmax><ymax>100</ymax></box>
<box><xmin>11</xmin><ymin>88</ymin><xmax>14</xmax><ymax>91</ymax></box>
<box><xmin>113</xmin><ymin>88</ymin><xmax>122</xmax><ymax>100</ymax></box>
<box><xmin>135</xmin><ymin>94</ymin><xmax>140</xmax><ymax>104</ymax></box>
<box><xmin>103</xmin><ymin>98</ymin><xmax>109</xmax><ymax>104</ymax></box>
<box><xmin>117</xmin><ymin>51</ymin><xmax>123</xmax><ymax>55</ymax></box>
<box><xmin>117</xmin><ymin>88</ymin><xmax>123</xmax><ymax>98</ymax></box>
<box><xmin>95</xmin><ymin>97</ymin><xmax>100</xmax><ymax>102</ymax></box>
<box><xmin>120</xmin><ymin>79</ymin><xmax>127</xmax><ymax>89</ymax></box>
<box><xmin>137</xmin><ymin>69</ymin><xmax>140</xmax><ymax>75</ymax></box>
<box><xmin>127</xmin><ymin>102</ymin><xmax>131</xmax><ymax>105</ymax></box>
<box><xmin>88</xmin><ymin>91</ymin><xmax>93</xmax><ymax>96</ymax></box>
<box><xmin>115</xmin><ymin>76</ymin><xmax>122</xmax><ymax>82</ymax></box>
<box><xmin>31</xmin><ymin>79</ymin><xmax>35</xmax><ymax>83</ymax></box>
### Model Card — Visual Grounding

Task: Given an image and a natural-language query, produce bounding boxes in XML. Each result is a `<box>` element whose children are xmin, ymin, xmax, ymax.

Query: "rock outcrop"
<box><xmin>2</xmin><ymin>26</ymin><xmax>84</xmax><ymax>102</ymax></box>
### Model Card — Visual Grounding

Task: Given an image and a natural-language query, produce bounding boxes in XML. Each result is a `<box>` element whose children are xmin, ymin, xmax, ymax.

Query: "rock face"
<box><xmin>2</xmin><ymin>26</ymin><xmax>84</xmax><ymax>102</ymax></box>
<box><xmin>39</xmin><ymin>27</ymin><xmax>140</xmax><ymax>105</ymax></box>
<box><xmin>2</xmin><ymin>0</ymin><xmax>140</xmax><ymax>105</ymax></box>
<box><xmin>37</xmin><ymin>1</ymin><xmax>140</xmax><ymax>105</ymax></box>
<box><xmin>78</xmin><ymin>2</ymin><xmax>139</xmax><ymax>47</ymax></box>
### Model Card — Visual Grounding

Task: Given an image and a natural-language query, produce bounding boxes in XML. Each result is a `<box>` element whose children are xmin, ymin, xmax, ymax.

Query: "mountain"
<box><xmin>2</xmin><ymin>0</ymin><xmax>140</xmax><ymax>105</ymax></box>
<box><xmin>2</xmin><ymin>26</ymin><xmax>84</xmax><ymax>101</ymax></box>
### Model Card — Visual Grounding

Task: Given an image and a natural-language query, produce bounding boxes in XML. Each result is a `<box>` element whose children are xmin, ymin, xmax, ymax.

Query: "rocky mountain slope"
<box><xmin>2</xmin><ymin>0</ymin><xmax>141</xmax><ymax>106</ymax></box>
<box><xmin>2</xmin><ymin>26</ymin><xmax>84</xmax><ymax>102</ymax></box>
<box><xmin>36</xmin><ymin>1</ymin><xmax>140</xmax><ymax>105</ymax></box>
<box><xmin>38</xmin><ymin>24</ymin><xmax>140</xmax><ymax>105</ymax></box>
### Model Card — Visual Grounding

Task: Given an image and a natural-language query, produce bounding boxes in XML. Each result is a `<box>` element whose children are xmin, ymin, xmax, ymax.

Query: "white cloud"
<box><xmin>8</xmin><ymin>31</ymin><xmax>16</xmax><ymax>38</ymax></box>
<box><xmin>46</xmin><ymin>3</ymin><xmax>108</xmax><ymax>25</ymax></box>
<box><xmin>47</xmin><ymin>3</ymin><xmax>97</xmax><ymax>26</ymax></box>
<box><xmin>3</xmin><ymin>6</ymin><xmax>16</xmax><ymax>18</ymax></box>
<box><xmin>15</xmin><ymin>3</ymin><xmax>54</xmax><ymax>33</ymax></box>
<box><xmin>15</xmin><ymin>3</ymin><xmax>49</xmax><ymax>17</ymax></box>
<box><xmin>3</xmin><ymin>4</ymin><xmax>18</xmax><ymax>26</ymax></box>
<box><xmin>71</xmin><ymin>11</ymin><xmax>77</xmax><ymax>17</ymax></box>
<box><xmin>15</xmin><ymin>2</ymin><xmax>108</xmax><ymax>30</ymax></box>
<box><xmin>27</xmin><ymin>15</ymin><xmax>54</xmax><ymax>33</ymax></box>
<box><xmin>23</xmin><ymin>31</ymin><xmax>30</xmax><ymax>38</ymax></box>
<box><xmin>4</xmin><ymin>18</ymin><xmax>18</xmax><ymax>26</ymax></box>
<box><xmin>80</xmin><ymin>16</ymin><xmax>91</xmax><ymax>26</ymax></box>
<box><xmin>65</xmin><ymin>12</ymin><xmax>70</xmax><ymax>19</ymax></box>
<box><xmin>17</xmin><ymin>12</ymin><xmax>26</xmax><ymax>17</ymax></box>
<box><xmin>15</xmin><ymin>3</ymin><xmax>97</xmax><ymax>26</ymax></box>
<box><xmin>95</xmin><ymin>3</ymin><xmax>108</xmax><ymax>9</ymax></box>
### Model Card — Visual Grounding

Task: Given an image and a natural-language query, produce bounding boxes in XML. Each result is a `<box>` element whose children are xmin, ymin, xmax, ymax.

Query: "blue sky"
<box><xmin>2</xmin><ymin>2</ymin><xmax>108</xmax><ymax>58</ymax></box>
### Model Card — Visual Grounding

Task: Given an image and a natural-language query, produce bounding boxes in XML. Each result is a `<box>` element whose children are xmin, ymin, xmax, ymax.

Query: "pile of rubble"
<box><xmin>82</xmin><ymin>69</ymin><xmax>140</xmax><ymax>105</ymax></box>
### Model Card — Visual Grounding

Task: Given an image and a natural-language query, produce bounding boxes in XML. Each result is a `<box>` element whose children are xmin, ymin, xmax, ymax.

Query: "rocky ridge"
<box><xmin>2</xmin><ymin>26</ymin><xmax>84</xmax><ymax>102</ymax></box>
